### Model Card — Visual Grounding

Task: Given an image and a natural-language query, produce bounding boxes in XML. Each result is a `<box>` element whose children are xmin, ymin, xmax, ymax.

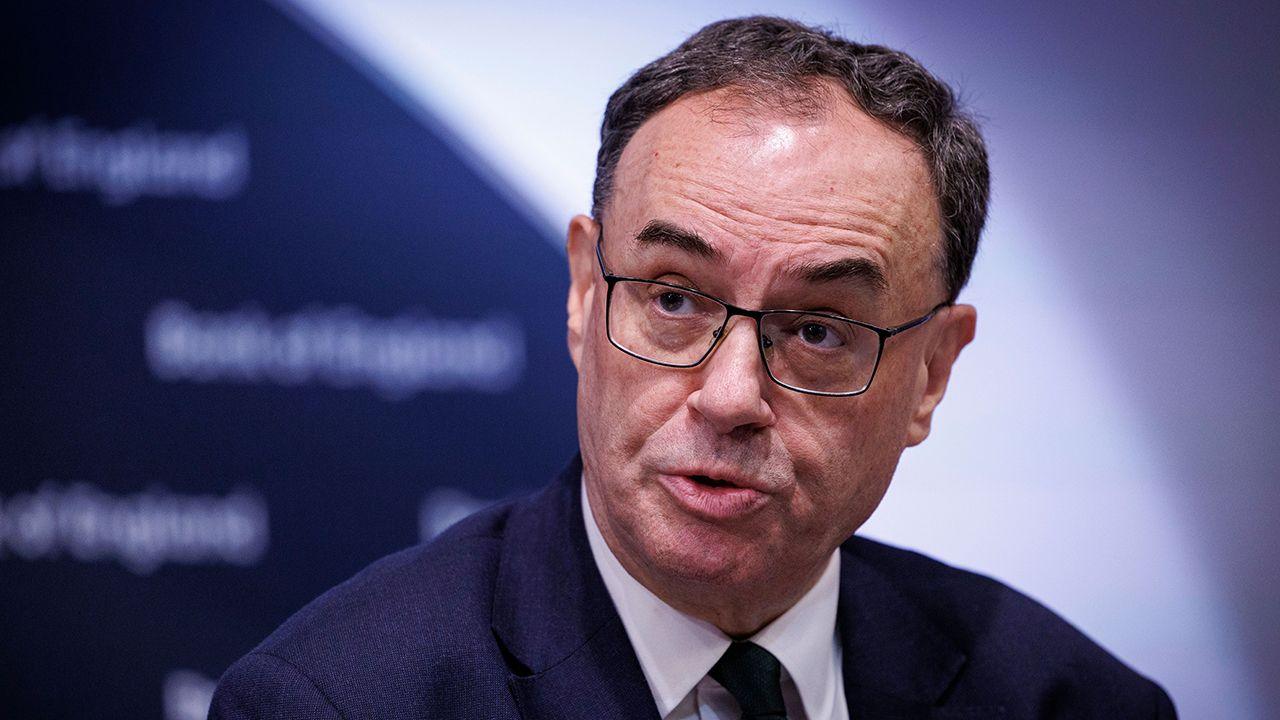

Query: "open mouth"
<box><xmin>689</xmin><ymin>474</ymin><xmax>737</xmax><ymax>489</ymax></box>
<box><xmin>659</xmin><ymin>472</ymin><xmax>769</xmax><ymax>520</ymax></box>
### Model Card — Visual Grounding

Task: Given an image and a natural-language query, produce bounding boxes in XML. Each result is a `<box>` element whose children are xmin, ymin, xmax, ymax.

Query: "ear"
<box><xmin>566</xmin><ymin>214</ymin><xmax>601</xmax><ymax>371</ymax></box>
<box><xmin>905</xmin><ymin>304</ymin><xmax>976</xmax><ymax>447</ymax></box>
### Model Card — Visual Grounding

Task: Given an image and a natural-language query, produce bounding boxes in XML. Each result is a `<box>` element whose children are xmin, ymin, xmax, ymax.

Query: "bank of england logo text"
<box><xmin>146</xmin><ymin>300</ymin><xmax>526</xmax><ymax>400</ymax></box>
<box><xmin>0</xmin><ymin>116</ymin><xmax>249</xmax><ymax>205</ymax></box>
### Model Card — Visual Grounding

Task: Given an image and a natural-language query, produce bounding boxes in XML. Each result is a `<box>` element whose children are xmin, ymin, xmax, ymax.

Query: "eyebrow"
<box><xmin>633</xmin><ymin>220</ymin><xmax>725</xmax><ymax>261</ymax></box>
<box><xmin>785</xmin><ymin>256</ymin><xmax>889</xmax><ymax>295</ymax></box>
<box><xmin>631</xmin><ymin>218</ymin><xmax>888</xmax><ymax>294</ymax></box>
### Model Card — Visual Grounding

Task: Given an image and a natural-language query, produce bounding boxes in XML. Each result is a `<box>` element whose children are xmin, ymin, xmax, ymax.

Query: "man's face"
<box><xmin>566</xmin><ymin>84</ymin><xmax>974</xmax><ymax>615</ymax></box>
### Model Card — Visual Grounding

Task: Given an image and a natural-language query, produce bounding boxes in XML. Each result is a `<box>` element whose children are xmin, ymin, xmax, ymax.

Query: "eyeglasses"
<box><xmin>595</xmin><ymin>233</ymin><xmax>949</xmax><ymax>397</ymax></box>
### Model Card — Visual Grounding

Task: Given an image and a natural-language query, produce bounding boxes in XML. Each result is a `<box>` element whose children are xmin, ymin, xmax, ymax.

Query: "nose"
<box><xmin>686</xmin><ymin>317</ymin><xmax>776</xmax><ymax>435</ymax></box>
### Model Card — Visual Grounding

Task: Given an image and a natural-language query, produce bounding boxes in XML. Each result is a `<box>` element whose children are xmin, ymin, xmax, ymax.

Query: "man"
<box><xmin>211</xmin><ymin>16</ymin><xmax>1175</xmax><ymax>719</ymax></box>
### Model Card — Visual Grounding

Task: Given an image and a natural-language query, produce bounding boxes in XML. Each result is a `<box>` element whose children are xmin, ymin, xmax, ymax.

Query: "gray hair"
<box><xmin>592</xmin><ymin>16</ymin><xmax>990</xmax><ymax>301</ymax></box>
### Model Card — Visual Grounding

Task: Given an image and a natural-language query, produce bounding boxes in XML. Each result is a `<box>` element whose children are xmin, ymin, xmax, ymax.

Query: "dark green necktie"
<box><xmin>709</xmin><ymin>641</ymin><xmax>789</xmax><ymax>720</ymax></box>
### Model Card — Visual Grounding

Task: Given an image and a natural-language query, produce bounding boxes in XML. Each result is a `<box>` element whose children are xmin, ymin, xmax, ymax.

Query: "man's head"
<box><xmin>565</xmin><ymin>16</ymin><xmax>989</xmax><ymax>634</ymax></box>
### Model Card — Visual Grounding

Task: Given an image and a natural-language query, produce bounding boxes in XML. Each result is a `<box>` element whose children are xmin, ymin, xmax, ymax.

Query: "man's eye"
<box><xmin>799</xmin><ymin>322</ymin><xmax>843</xmax><ymax>348</ymax></box>
<box><xmin>656</xmin><ymin>291</ymin><xmax>691</xmax><ymax>314</ymax></box>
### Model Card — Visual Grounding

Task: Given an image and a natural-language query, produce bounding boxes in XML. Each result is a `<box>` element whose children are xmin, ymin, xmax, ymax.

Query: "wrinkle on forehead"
<box><xmin>610</xmin><ymin>85</ymin><xmax>945</xmax><ymax>306</ymax></box>
<box><xmin>665</xmin><ymin>170</ymin><xmax>908</xmax><ymax>249</ymax></box>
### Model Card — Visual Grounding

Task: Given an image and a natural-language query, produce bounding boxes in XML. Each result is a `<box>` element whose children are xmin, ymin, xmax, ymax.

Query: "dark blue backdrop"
<box><xmin>1</xmin><ymin>2</ymin><xmax>578</xmax><ymax>717</ymax></box>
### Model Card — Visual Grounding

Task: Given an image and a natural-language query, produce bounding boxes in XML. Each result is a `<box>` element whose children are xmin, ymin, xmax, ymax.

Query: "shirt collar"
<box><xmin>751</xmin><ymin>548</ymin><xmax>843</xmax><ymax>720</ymax></box>
<box><xmin>582</xmin><ymin>477</ymin><xmax>842</xmax><ymax>718</ymax></box>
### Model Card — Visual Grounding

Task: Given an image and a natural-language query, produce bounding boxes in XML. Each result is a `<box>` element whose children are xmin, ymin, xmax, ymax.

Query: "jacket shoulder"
<box><xmin>211</xmin><ymin>499</ymin><xmax>523</xmax><ymax>719</ymax></box>
<box><xmin>843</xmin><ymin>536</ymin><xmax>1176</xmax><ymax>717</ymax></box>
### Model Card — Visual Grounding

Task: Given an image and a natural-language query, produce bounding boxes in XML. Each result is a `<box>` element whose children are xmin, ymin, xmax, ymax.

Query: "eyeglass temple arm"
<box><xmin>884</xmin><ymin>301</ymin><xmax>953</xmax><ymax>336</ymax></box>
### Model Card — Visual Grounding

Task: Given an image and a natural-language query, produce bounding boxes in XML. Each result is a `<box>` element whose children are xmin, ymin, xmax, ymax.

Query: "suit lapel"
<box><xmin>492</xmin><ymin>456</ymin><xmax>660</xmax><ymax>720</ymax></box>
<box><xmin>837</xmin><ymin>539</ymin><xmax>968</xmax><ymax>719</ymax></box>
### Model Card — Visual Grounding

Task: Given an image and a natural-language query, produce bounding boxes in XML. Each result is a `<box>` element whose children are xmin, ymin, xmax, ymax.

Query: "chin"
<box><xmin>646</xmin><ymin>518</ymin><xmax>773</xmax><ymax>590</ymax></box>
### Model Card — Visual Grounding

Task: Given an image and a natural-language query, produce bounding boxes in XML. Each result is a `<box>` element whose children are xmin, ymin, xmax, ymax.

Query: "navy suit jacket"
<box><xmin>210</xmin><ymin>457</ymin><xmax>1176</xmax><ymax>719</ymax></box>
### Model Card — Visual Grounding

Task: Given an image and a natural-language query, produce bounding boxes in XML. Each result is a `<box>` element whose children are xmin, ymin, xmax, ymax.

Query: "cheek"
<box><xmin>577</xmin><ymin>319</ymin><xmax>691</xmax><ymax>464</ymax></box>
<box><xmin>779</xmin><ymin>393</ymin><xmax>912</xmax><ymax>537</ymax></box>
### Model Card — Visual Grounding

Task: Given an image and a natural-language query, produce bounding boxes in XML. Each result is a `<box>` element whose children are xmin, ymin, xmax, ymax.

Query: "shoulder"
<box><xmin>210</xmin><ymin>498</ymin><xmax>524</xmax><ymax>719</ymax></box>
<box><xmin>843</xmin><ymin>535</ymin><xmax>1087</xmax><ymax>649</ymax></box>
<box><xmin>842</xmin><ymin>536</ymin><xmax>1176</xmax><ymax>717</ymax></box>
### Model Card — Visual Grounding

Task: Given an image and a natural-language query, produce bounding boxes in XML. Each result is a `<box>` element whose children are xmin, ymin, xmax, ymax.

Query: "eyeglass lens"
<box><xmin>608</xmin><ymin>279</ymin><xmax>880</xmax><ymax>394</ymax></box>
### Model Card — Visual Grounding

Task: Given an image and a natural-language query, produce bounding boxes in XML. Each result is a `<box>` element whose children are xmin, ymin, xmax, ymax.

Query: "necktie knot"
<box><xmin>709</xmin><ymin>641</ymin><xmax>788</xmax><ymax>720</ymax></box>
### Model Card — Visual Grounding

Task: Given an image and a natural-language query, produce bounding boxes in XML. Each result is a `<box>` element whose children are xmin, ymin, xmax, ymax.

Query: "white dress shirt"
<box><xmin>582</xmin><ymin>480</ymin><xmax>849</xmax><ymax>720</ymax></box>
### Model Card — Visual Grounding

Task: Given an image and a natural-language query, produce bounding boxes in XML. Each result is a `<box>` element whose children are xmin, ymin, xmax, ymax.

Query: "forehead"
<box><xmin>608</xmin><ymin>82</ymin><xmax>943</xmax><ymax>304</ymax></box>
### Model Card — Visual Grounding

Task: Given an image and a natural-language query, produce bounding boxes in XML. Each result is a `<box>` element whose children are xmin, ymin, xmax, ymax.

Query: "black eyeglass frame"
<box><xmin>595</xmin><ymin>233</ymin><xmax>950</xmax><ymax>397</ymax></box>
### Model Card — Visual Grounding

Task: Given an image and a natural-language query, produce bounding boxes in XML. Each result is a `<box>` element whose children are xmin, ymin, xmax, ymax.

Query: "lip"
<box><xmin>657</xmin><ymin>472</ymin><xmax>771</xmax><ymax>522</ymax></box>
